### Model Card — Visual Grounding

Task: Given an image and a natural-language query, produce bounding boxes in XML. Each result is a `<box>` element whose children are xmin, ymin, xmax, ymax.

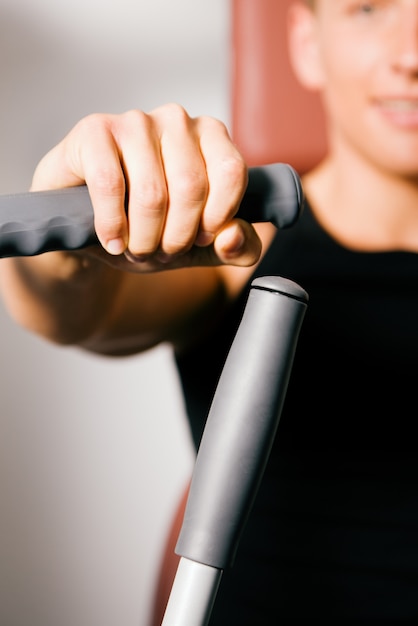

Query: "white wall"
<box><xmin>0</xmin><ymin>1</ymin><xmax>229</xmax><ymax>624</ymax></box>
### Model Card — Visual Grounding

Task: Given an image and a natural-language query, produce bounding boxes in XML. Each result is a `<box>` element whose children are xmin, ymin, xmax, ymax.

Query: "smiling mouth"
<box><xmin>378</xmin><ymin>99</ymin><xmax>418</xmax><ymax>111</ymax></box>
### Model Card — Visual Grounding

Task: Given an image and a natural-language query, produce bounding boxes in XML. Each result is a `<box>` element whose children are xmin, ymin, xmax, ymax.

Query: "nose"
<box><xmin>392</xmin><ymin>4</ymin><xmax>418</xmax><ymax>75</ymax></box>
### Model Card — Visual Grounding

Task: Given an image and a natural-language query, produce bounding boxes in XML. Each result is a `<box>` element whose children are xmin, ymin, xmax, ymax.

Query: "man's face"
<box><xmin>311</xmin><ymin>0</ymin><xmax>418</xmax><ymax>175</ymax></box>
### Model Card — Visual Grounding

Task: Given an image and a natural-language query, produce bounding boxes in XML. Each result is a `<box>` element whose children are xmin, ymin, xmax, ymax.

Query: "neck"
<box><xmin>303</xmin><ymin>152</ymin><xmax>418</xmax><ymax>253</ymax></box>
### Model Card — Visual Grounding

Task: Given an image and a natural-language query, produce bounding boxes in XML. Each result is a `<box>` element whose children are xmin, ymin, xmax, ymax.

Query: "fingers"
<box><xmin>109</xmin><ymin>109</ymin><xmax>165</xmax><ymax>257</ymax></box>
<box><xmin>213</xmin><ymin>219</ymin><xmax>262</xmax><ymax>265</ymax></box>
<box><xmin>32</xmin><ymin>104</ymin><xmax>259</xmax><ymax>268</ymax></box>
<box><xmin>72</xmin><ymin>114</ymin><xmax>132</xmax><ymax>254</ymax></box>
<box><xmin>152</xmin><ymin>105</ymin><xmax>209</xmax><ymax>256</ymax></box>
<box><xmin>82</xmin><ymin>218</ymin><xmax>262</xmax><ymax>273</ymax></box>
<box><xmin>32</xmin><ymin>113</ymin><xmax>130</xmax><ymax>255</ymax></box>
<box><xmin>194</xmin><ymin>115</ymin><xmax>248</xmax><ymax>243</ymax></box>
<box><xmin>128</xmin><ymin>105</ymin><xmax>249</xmax><ymax>261</ymax></box>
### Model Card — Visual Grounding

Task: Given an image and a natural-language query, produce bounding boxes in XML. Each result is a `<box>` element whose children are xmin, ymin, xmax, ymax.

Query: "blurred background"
<box><xmin>0</xmin><ymin>0</ymin><xmax>229</xmax><ymax>624</ymax></box>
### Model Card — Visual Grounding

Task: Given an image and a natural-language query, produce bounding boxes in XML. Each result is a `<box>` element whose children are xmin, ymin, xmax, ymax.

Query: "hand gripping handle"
<box><xmin>0</xmin><ymin>163</ymin><xmax>303</xmax><ymax>258</ymax></box>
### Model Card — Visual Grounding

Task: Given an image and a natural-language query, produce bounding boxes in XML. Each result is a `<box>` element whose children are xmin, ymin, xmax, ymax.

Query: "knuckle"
<box><xmin>92</xmin><ymin>169</ymin><xmax>125</xmax><ymax>199</ymax></box>
<box><xmin>156</xmin><ymin>102</ymin><xmax>190</xmax><ymax>124</ymax></box>
<box><xmin>199</xmin><ymin>114</ymin><xmax>227</xmax><ymax>131</ymax></box>
<box><xmin>74</xmin><ymin>112</ymin><xmax>110</xmax><ymax>136</ymax></box>
<box><xmin>96</xmin><ymin>213</ymin><xmax>126</xmax><ymax>242</ymax></box>
<box><xmin>218</xmin><ymin>154</ymin><xmax>247</xmax><ymax>188</ymax></box>
<box><xmin>171</xmin><ymin>169</ymin><xmax>207</xmax><ymax>203</ymax></box>
<box><xmin>198</xmin><ymin>115</ymin><xmax>235</xmax><ymax>143</ymax></box>
<box><xmin>133</xmin><ymin>182</ymin><xmax>167</xmax><ymax>215</ymax></box>
<box><xmin>97</xmin><ymin>212</ymin><xmax>126</xmax><ymax>231</ymax></box>
<box><xmin>119</xmin><ymin>108</ymin><xmax>152</xmax><ymax>131</ymax></box>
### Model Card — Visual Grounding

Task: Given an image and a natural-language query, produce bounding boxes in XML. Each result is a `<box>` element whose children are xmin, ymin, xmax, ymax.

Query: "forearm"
<box><xmin>0</xmin><ymin>250</ymin><xmax>123</xmax><ymax>346</ymax></box>
<box><xmin>0</xmin><ymin>248</ymin><xmax>231</xmax><ymax>357</ymax></box>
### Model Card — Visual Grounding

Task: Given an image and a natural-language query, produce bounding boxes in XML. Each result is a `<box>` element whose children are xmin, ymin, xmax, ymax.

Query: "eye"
<box><xmin>345</xmin><ymin>0</ymin><xmax>391</xmax><ymax>22</ymax></box>
<box><xmin>362</xmin><ymin>4</ymin><xmax>375</xmax><ymax>11</ymax></box>
<box><xmin>347</xmin><ymin>0</ymin><xmax>380</xmax><ymax>14</ymax></box>
<box><xmin>357</xmin><ymin>2</ymin><xmax>376</xmax><ymax>13</ymax></box>
<box><xmin>347</xmin><ymin>0</ymin><xmax>382</xmax><ymax>17</ymax></box>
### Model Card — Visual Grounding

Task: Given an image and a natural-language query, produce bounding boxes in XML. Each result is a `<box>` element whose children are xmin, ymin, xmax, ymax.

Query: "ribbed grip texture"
<box><xmin>0</xmin><ymin>186</ymin><xmax>96</xmax><ymax>257</ymax></box>
<box><xmin>0</xmin><ymin>163</ymin><xmax>303</xmax><ymax>258</ymax></box>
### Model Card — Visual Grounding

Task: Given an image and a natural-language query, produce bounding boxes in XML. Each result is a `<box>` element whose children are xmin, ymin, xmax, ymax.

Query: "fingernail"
<box><xmin>155</xmin><ymin>252</ymin><xmax>175</xmax><ymax>264</ymax></box>
<box><xmin>124</xmin><ymin>250</ymin><xmax>148</xmax><ymax>264</ymax></box>
<box><xmin>223</xmin><ymin>228</ymin><xmax>245</xmax><ymax>258</ymax></box>
<box><xmin>106</xmin><ymin>238</ymin><xmax>126</xmax><ymax>255</ymax></box>
<box><xmin>195</xmin><ymin>231</ymin><xmax>214</xmax><ymax>247</ymax></box>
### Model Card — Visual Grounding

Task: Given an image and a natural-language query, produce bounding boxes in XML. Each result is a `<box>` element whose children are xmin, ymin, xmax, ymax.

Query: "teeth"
<box><xmin>381</xmin><ymin>99</ymin><xmax>418</xmax><ymax>111</ymax></box>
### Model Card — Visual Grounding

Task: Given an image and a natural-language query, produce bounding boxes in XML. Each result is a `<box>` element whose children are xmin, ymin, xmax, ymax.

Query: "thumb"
<box><xmin>213</xmin><ymin>219</ymin><xmax>262</xmax><ymax>267</ymax></box>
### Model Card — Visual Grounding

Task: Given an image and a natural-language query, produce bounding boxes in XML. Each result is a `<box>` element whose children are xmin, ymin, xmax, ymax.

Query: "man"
<box><xmin>2</xmin><ymin>1</ymin><xmax>418</xmax><ymax>621</ymax></box>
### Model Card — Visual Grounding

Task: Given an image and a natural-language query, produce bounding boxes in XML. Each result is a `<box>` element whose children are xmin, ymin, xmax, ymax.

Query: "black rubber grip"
<box><xmin>0</xmin><ymin>163</ymin><xmax>303</xmax><ymax>258</ymax></box>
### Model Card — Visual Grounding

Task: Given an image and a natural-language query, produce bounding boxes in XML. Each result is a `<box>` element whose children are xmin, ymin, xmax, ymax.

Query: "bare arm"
<box><xmin>0</xmin><ymin>105</ymin><xmax>263</xmax><ymax>355</ymax></box>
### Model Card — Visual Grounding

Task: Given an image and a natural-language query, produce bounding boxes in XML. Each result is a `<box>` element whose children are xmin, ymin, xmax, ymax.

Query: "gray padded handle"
<box><xmin>175</xmin><ymin>275</ymin><xmax>308</xmax><ymax>570</ymax></box>
<box><xmin>0</xmin><ymin>164</ymin><xmax>303</xmax><ymax>257</ymax></box>
<box><xmin>0</xmin><ymin>186</ymin><xmax>97</xmax><ymax>257</ymax></box>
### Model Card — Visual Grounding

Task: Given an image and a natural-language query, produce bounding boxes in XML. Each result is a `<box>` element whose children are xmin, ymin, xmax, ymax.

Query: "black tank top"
<box><xmin>175</xmin><ymin>201</ymin><xmax>418</xmax><ymax>622</ymax></box>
